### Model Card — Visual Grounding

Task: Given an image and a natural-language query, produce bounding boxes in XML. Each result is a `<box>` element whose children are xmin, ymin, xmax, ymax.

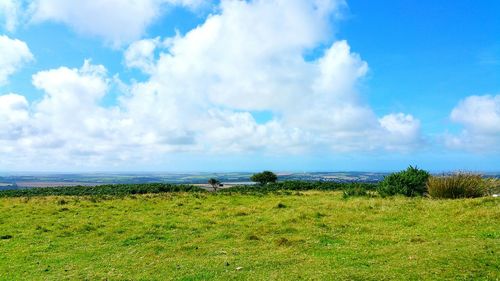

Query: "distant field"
<box><xmin>0</xmin><ymin>172</ymin><xmax>390</xmax><ymax>188</ymax></box>
<box><xmin>0</xmin><ymin>192</ymin><xmax>498</xmax><ymax>280</ymax></box>
<box><xmin>15</xmin><ymin>182</ymin><xmax>103</xmax><ymax>188</ymax></box>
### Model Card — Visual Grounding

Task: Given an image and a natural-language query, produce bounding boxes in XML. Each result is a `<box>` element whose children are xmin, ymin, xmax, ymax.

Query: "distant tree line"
<box><xmin>1</xmin><ymin>168</ymin><xmax>496</xmax><ymax>199</ymax></box>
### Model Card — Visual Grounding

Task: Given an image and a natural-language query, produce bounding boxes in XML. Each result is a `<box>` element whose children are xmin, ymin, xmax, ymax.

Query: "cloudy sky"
<box><xmin>0</xmin><ymin>0</ymin><xmax>499</xmax><ymax>172</ymax></box>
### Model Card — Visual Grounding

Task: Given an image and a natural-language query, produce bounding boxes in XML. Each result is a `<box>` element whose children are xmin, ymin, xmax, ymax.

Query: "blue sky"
<box><xmin>0</xmin><ymin>0</ymin><xmax>499</xmax><ymax>172</ymax></box>
<box><xmin>339</xmin><ymin>0</ymin><xmax>500</xmax><ymax>133</ymax></box>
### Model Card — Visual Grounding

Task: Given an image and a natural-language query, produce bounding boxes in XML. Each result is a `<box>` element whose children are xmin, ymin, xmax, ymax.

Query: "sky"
<box><xmin>0</xmin><ymin>0</ymin><xmax>499</xmax><ymax>172</ymax></box>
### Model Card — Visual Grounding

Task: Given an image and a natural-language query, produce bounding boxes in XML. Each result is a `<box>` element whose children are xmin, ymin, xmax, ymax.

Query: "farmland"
<box><xmin>0</xmin><ymin>172</ymin><xmax>388</xmax><ymax>189</ymax></box>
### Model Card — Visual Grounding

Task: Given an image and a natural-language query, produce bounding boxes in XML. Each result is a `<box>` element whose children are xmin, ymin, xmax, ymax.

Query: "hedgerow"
<box><xmin>220</xmin><ymin>181</ymin><xmax>377</xmax><ymax>194</ymax></box>
<box><xmin>0</xmin><ymin>183</ymin><xmax>204</xmax><ymax>197</ymax></box>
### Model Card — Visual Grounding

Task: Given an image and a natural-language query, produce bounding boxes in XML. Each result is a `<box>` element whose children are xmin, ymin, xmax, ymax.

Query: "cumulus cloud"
<box><xmin>28</xmin><ymin>0</ymin><xmax>211</xmax><ymax>46</ymax></box>
<box><xmin>450</xmin><ymin>95</ymin><xmax>500</xmax><ymax>135</ymax></box>
<box><xmin>119</xmin><ymin>0</ymin><xmax>421</xmax><ymax>153</ymax></box>
<box><xmin>0</xmin><ymin>35</ymin><xmax>33</xmax><ymax>85</ymax></box>
<box><xmin>1</xmin><ymin>61</ymin><xmax>137</xmax><ymax>167</ymax></box>
<box><xmin>379</xmin><ymin>113</ymin><xmax>423</xmax><ymax>151</ymax></box>
<box><xmin>0</xmin><ymin>93</ymin><xmax>29</xmax><ymax>140</ymax></box>
<box><xmin>1</xmin><ymin>0</ymin><xmax>423</xmax><ymax>168</ymax></box>
<box><xmin>446</xmin><ymin>95</ymin><xmax>500</xmax><ymax>151</ymax></box>
<box><xmin>124</xmin><ymin>37</ymin><xmax>161</xmax><ymax>73</ymax></box>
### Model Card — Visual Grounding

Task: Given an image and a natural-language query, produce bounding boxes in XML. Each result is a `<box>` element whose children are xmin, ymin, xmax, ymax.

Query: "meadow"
<box><xmin>0</xmin><ymin>191</ymin><xmax>498</xmax><ymax>280</ymax></box>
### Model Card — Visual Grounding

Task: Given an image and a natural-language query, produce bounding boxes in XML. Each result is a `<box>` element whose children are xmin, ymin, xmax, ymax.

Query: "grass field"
<box><xmin>0</xmin><ymin>192</ymin><xmax>498</xmax><ymax>280</ymax></box>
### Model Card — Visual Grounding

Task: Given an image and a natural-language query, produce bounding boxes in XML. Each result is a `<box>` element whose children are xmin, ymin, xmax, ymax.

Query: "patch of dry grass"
<box><xmin>427</xmin><ymin>173</ymin><xmax>489</xmax><ymax>198</ymax></box>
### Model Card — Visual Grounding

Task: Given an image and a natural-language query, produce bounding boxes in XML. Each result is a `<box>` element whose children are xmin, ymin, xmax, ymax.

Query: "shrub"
<box><xmin>377</xmin><ymin>166</ymin><xmax>430</xmax><ymax>197</ymax></box>
<box><xmin>427</xmin><ymin>173</ymin><xmax>487</xmax><ymax>199</ymax></box>
<box><xmin>250</xmin><ymin>171</ymin><xmax>278</xmax><ymax>185</ymax></box>
<box><xmin>276</xmin><ymin>202</ymin><xmax>287</xmax><ymax>208</ymax></box>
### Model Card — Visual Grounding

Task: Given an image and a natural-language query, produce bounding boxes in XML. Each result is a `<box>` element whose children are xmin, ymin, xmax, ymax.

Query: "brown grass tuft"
<box><xmin>427</xmin><ymin>173</ymin><xmax>487</xmax><ymax>199</ymax></box>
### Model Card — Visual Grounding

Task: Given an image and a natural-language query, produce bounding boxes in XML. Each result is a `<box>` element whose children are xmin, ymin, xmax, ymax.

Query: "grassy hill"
<box><xmin>0</xmin><ymin>191</ymin><xmax>498</xmax><ymax>280</ymax></box>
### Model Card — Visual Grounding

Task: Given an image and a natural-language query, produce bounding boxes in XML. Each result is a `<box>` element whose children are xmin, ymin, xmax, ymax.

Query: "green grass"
<box><xmin>0</xmin><ymin>192</ymin><xmax>498</xmax><ymax>280</ymax></box>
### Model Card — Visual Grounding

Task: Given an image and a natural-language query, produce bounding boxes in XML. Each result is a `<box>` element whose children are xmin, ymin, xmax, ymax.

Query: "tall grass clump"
<box><xmin>484</xmin><ymin>177</ymin><xmax>500</xmax><ymax>195</ymax></box>
<box><xmin>377</xmin><ymin>166</ymin><xmax>430</xmax><ymax>197</ymax></box>
<box><xmin>427</xmin><ymin>173</ymin><xmax>487</xmax><ymax>199</ymax></box>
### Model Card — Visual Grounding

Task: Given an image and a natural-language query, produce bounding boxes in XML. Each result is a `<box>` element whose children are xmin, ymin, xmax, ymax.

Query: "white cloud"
<box><xmin>1</xmin><ymin>0</ymin><xmax>423</xmax><ymax>169</ymax></box>
<box><xmin>30</xmin><ymin>61</ymin><xmax>113</xmax><ymax>144</ymax></box>
<box><xmin>124</xmin><ymin>37</ymin><xmax>161</xmax><ymax>73</ymax></box>
<box><xmin>450</xmin><ymin>95</ymin><xmax>500</xmax><ymax>135</ymax></box>
<box><xmin>119</xmin><ymin>0</ymin><xmax>421</xmax><ymax>153</ymax></box>
<box><xmin>379</xmin><ymin>113</ymin><xmax>422</xmax><ymax>151</ymax></box>
<box><xmin>29</xmin><ymin>61</ymin><xmax>110</xmax><ymax>148</ymax></box>
<box><xmin>446</xmin><ymin>95</ymin><xmax>500</xmax><ymax>151</ymax></box>
<box><xmin>0</xmin><ymin>35</ymin><xmax>33</xmax><ymax>85</ymax></box>
<box><xmin>0</xmin><ymin>0</ymin><xmax>20</xmax><ymax>31</ymax></box>
<box><xmin>0</xmin><ymin>93</ymin><xmax>29</xmax><ymax>140</ymax></box>
<box><xmin>28</xmin><ymin>0</ymin><xmax>211</xmax><ymax>46</ymax></box>
<box><xmin>3</xmin><ymin>61</ymin><xmax>140</xmax><ymax>167</ymax></box>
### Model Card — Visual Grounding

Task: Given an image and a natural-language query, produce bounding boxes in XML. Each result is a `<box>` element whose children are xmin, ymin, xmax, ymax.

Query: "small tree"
<box><xmin>250</xmin><ymin>171</ymin><xmax>278</xmax><ymax>185</ymax></box>
<box><xmin>208</xmin><ymin>178</ymin><xmax>221</xmax><ymax>192</ymax></box>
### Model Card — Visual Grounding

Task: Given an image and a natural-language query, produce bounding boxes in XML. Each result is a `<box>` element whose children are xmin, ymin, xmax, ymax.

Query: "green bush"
<box><xmin>427</xmin><ymin>173</ymin><xmax>487</xmax><ymax>199</ymax></box>
<box><xmin>377</xmin><ymin>166</ymin><xmax>430</xmax><ymax>197</ymax></box>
